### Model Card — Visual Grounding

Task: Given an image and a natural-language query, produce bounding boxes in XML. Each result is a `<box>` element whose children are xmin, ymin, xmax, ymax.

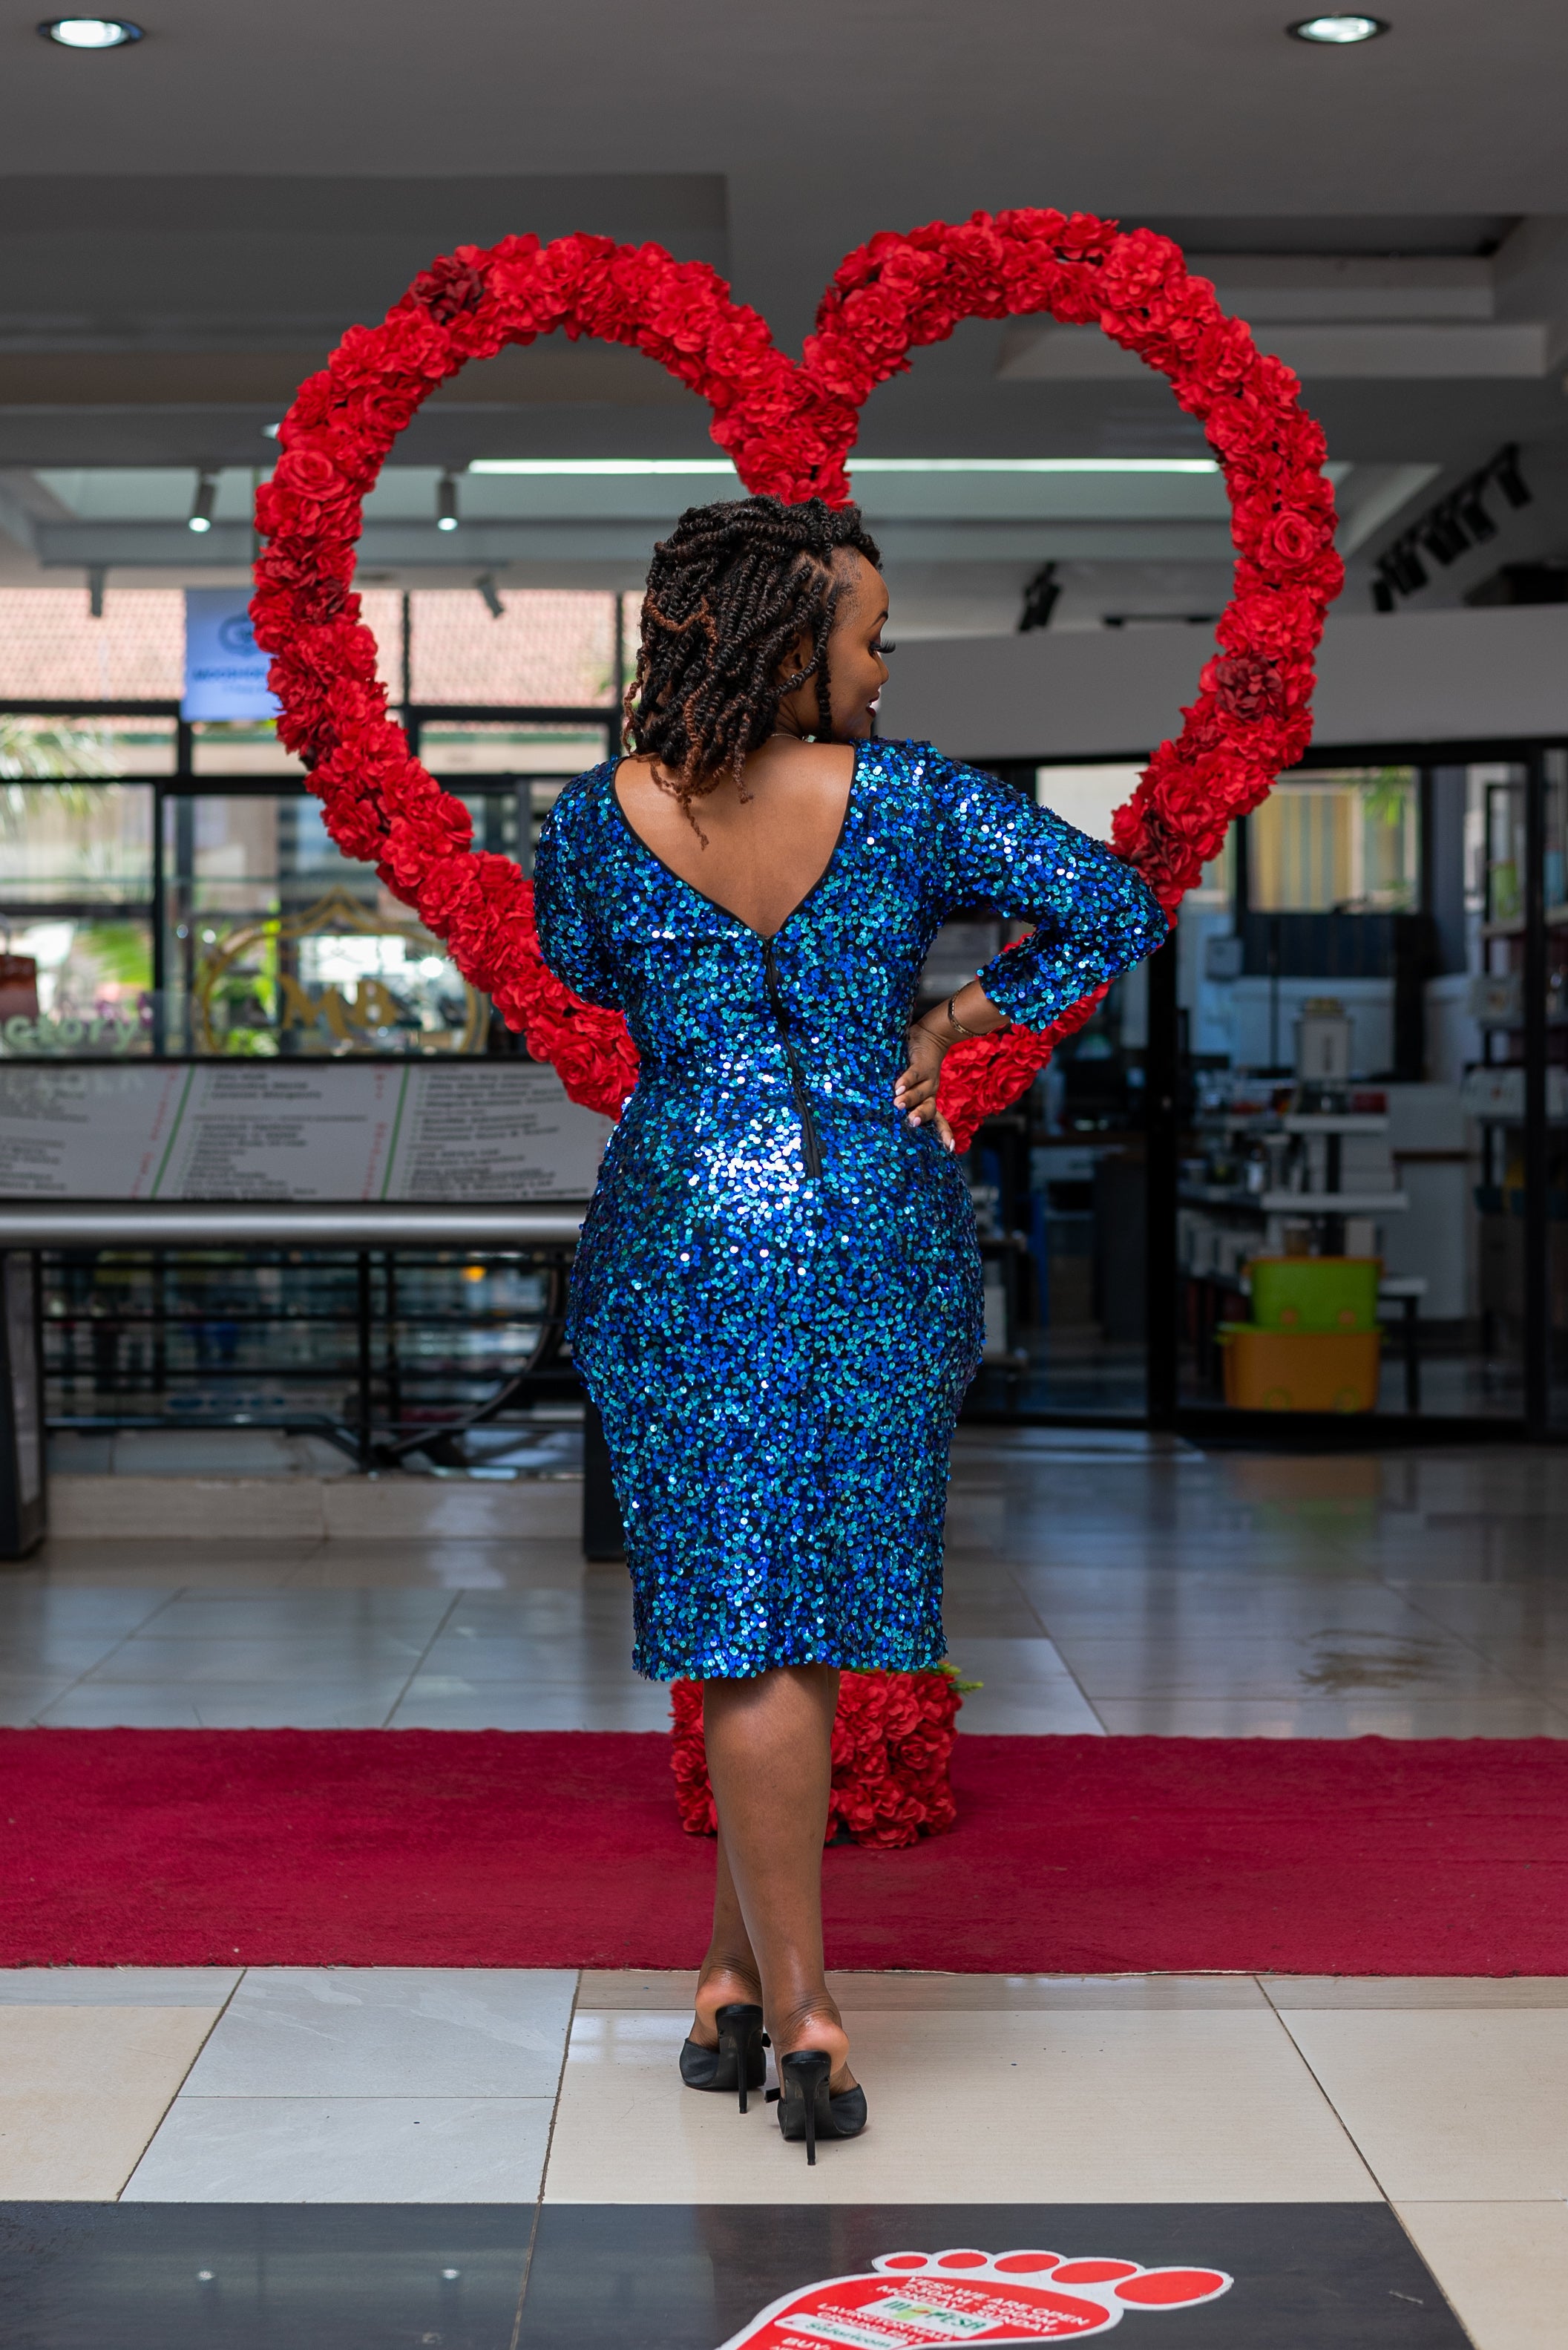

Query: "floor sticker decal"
<box><xmin>717</xmin><ymin>2247</ymin><xmax>1233</xmax><ymax>2347</ymax></box>
<box><xmin>519</xmin><ymin>2205</ymin><xmax>1472</xmax><ymax>2349</ymax></box>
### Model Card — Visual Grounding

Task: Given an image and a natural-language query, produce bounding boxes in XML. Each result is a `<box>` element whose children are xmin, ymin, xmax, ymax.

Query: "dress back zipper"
<box><xmin>761</xmin><ymin>937</ymin><xmax>823</xmax><ymax>1179</ymax></box>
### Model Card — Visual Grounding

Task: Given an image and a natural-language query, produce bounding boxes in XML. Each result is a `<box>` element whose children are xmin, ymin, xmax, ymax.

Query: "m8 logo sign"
<box><xmin>717</xmin><ymin>2246</ymin><xmax>1233</xmax><ymax>2348</ymax></box>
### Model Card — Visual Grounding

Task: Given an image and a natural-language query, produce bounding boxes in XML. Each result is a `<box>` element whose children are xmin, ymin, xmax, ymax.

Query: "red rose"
<box><xmin>377</xmin><ymin>309</ymin><xmax>457</xmax><ymax>383</ymax></box>
<box><xmin>322</xmin><ymin>793</ymin><xmax>387</xmax><ymax>863</ymax></box>
<box><xmin>1097</xmin><ymin>228</ymin><xmax>1184</xmax><ymax>309</ymax></box>
<box><xmin>1254</xmin><ymin>508</ymin><xmax>1333</xmax><ymax>572</ymax></box>
<box><xmin>1203</xmin><ymin>651</ymin><xmax>1286</xmax><ymax>724</ymax></box>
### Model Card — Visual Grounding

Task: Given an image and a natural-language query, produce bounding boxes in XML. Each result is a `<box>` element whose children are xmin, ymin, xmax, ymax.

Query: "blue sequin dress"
<box><xmin>533</xmin><ymin>739</ymin><xmax>1165</xmax><ymax>1681</ymax></box>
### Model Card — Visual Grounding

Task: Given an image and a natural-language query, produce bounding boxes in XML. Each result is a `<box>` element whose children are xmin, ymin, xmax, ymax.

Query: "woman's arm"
<box><xmin>893</xmin><ymin>975</ymin><xmax>1008</xmax><ymax>1141</ymax></box>
<box><xmin>894</xmin><ymin>750</ymin><xmax>1167</xmax><ymax>1137</ymax></box>
<box><xmin>532</xmin><ymin>779</ymin><xmax>625</xmax><ymax>1011</ymax></box>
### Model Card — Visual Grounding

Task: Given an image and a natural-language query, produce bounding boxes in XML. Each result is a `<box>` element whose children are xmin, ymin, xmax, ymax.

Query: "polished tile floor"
<box><xmin>0</xmin><ymin>1966</ymin><xmax>1564</xmax><ymax>2344</ymax></box>
<box><xmin>2</xmin><ymin>1432</ymin><xmax>1567</xmax><ymax>2345</ymax></box>
<box><xmin>5</xmin><ymin>1433</ymin><xmax>1567</xmax><ymax>1735</ymax></box>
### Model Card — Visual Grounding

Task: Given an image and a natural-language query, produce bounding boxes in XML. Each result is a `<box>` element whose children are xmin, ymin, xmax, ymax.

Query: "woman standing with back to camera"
<box><xmin>534</xmin><ymin>496</ymin><xmax>1164</xmax><ymax>2162</ymax></box>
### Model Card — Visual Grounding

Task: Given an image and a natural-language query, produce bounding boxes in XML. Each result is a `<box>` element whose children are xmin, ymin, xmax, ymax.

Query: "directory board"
<box><xmin>0</xmin><ymin>1061</ymin><xmax>613</xmax><ymax>1202</ymax></box>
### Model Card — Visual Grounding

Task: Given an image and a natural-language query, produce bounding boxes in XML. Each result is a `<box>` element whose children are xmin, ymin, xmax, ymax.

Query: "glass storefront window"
<box><xmin>189</xmin><ymin>721</ymin><xmax>306</xmax><ymax>778</ymax></box>
<box><xmin>1249</xmin><ymin>768</ymin><xmax>1419</xmax><ymax>912</ymax></box>
<box><xmin>413</xmin><ymin>741</ymin><xmax>609</xmax><ymax>877</ymax></box>
<box><xmin>1</xmin><ymin>779</ymin><xmax>156</xmax><ymax>1055</ymax></box>
<box><xmin>0</xmin><ymin>714</ymin><xmax>176</xmax><ymax>777</ymax></box>
<box><xmin>0</xmin><ymin>915</ymin><xmax>154</xmax><ymax>1056</ymax></box>
<box><xmin>0</xmin><ymin>780</ymin><xmax>153</xmax><ymax>898</ymax></box>
<box><xmin>419</xmin><ymin>721</ymin><xmax>610</xmax><ymax>776</ymax></box>
<box><xmin>162</xmin><ymin>793</ymin><xmax>488</xmax><ymax>1057</ymax></box>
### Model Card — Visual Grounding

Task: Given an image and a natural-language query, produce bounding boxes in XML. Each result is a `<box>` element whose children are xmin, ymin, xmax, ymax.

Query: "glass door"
<box><xmin>963</xmin><ymin>764</ymin><xmax>1150</xmax><ymax>1421</ymax></box>
<box><xmin>1166</xmin><ymin>753</ymin><xmax>1568</xmax><ymax>1431</ymax></box>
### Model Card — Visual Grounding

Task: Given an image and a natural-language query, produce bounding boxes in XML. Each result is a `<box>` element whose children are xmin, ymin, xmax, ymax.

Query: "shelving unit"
<box><xmin>1470</xmin><ymin>774</ymin><xmax>1568</xmax><ymax>1364</ymax></box>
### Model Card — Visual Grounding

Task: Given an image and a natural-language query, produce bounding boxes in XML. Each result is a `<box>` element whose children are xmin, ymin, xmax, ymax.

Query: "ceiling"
<box><xmin>3</xmin><ymin>1</ymin><xmax>1568</xmax><ymax>634</ymax></box>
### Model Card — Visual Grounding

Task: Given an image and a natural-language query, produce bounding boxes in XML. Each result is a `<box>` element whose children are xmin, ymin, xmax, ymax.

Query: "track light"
<box><xmin>1372</xmin><ymin>442</ymin><xmax>1530</xmax><ymax>611</ymax></box>
<box><xmin>1394</xmin><ymin>545</ymin><xmax>1428</xmax><ymax>595</ymax></box>
<box><xmin>436</xmin><ymin>472</ymin><xmax>459</xmax><ymax>531</ymax></box>
<box><xmin>1455</xmin><ymin>488</ymin><xmax>1495</xmax><ymax>545</ymax></box>
<box><xmin>475</xmin><ymin>572</ymin><xmax>505</xmax><ymax>620</ymax></box>
<box><xmin>1419</xmin><ymin>501</ymin><xmax>1469</xmax><ymax>567</ymax></box>
<box><xmin>188</xmin><ymin>471</ymin><xmax>217</xmax><ymax>534</ymax></box>
<box><xmin>1492</xmin><ymin>444</ymin><xmax>1532</xmax><ymax>508</ymax></box>
<box><xmin>1017</xmin><ymin>563</ymin><xmax>1060</xmax><ymax>633</ymax></box>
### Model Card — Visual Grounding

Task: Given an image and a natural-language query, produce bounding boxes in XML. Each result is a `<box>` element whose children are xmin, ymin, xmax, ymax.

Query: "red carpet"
<box><xmin>3</xmin><ymin>1729</ymin><xmax>1566</xmax><ymax>1975</ymax></box>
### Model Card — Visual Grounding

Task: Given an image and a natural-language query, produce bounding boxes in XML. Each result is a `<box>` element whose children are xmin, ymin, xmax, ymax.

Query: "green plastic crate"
<box><xmin>1246</xmin><ymin>1256</ymin><xmax>1380</xmax><ymax>1334</ymax></box>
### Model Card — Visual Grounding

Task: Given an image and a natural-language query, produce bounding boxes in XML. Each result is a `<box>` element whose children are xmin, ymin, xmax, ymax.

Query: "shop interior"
<box><xmin>968</xmin><ymin>747</ymin><xmax>1567</xmax><ymax>1436</ymax></box>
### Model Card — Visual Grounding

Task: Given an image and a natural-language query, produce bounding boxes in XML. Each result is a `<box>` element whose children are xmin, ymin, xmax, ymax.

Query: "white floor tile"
<box><xmin>1262</xmin><ymin>1977</ymin><xmax>1568</xmax><ymax>2010</ymax></box>
<box><xmin>0</xmin><ymin>1680</ymin><xmax>86</xmax><ymax>1724</ymax></box>
<box><xmin>954</xmin><ymin>1693</ymin><xmax>1106</xmax><ymax>1733</ymax></box>
<box><xmin>0</xmin><ymin>1635</ymin><xmax>136</xmax><ymax>1673</ymax></box>
<box><xmin>390</xmin><ymin>1683</ymin><xmax>674</xmax><ymax>1729</ymax></box>
<box><xmin>80</xmin><ymin>1632</ymin><xmax>435</xmax><ymax>1683</ymax></box>
<box><xmin>1052</xmin><ymin>1630</ymin><xmax>1518</xmax><ymax>1701</ymax></box>
<box><xmin>122</xmin><ymin>2095</ymin><xmax>554</xmax><ymax>2202</ymax></box>
<box><xmin>182</xmin><ymin>1967</ymin><xmax>577</xmax><ymax>2098</ymax></box>
<box><xmin>1394</xmin><ymin>2201</ymin><xmax>1568</xmax><ymax>2350</ymax></box>
<box><xmin>0</xmin><ymin>1585</ymin><xmax>174</xmax><ymax>1631</ymax></box>
<box><xmin>33</xmin><ymin>1682</ymin><xmax>409</xmax><ymax>1728</ymax></box>
<box><xmin>1276</xmin><ymin>2009</ymin><xmax>1568</xmax><ymax>2199</ymax></box>
<box><xmin>1092</xmin><ymin>1695</ymin><xmax>1568</xmax><ymax>1737</ymax></box>
<box><xmin>286</xmin><ymin>1539</ymin><xmax>588</xmax><ymax>1591</ymax></box>
<box><xmin>942</xmin><ymin>1638</ymin><xmax>1105</xmax><ymax>1732</ymax></box>
<box><xmin>144</xmin><ymin>1591</ymin><xmax>456</xmax><ymax>1636</ymax></box>
<box><xmin>577</xmin><ymin>1968</ymin><xmax>1270</xmax><ymax>2011</ymax></box>
<box><xmin>416</xmin><ymin>1634</ymin><xmax>638</xmax><ymax>1682</ymax></box>
<box><xmin>542</xmin><ymin>2004</ymin><xmax>1379</xmax><ymax>2205</ymax></box>
<box><xmin>0</xmin><ymin>1968</ymin><xmax>242</xmax><ymax>2006</ymax></box>
<box><xmin>0</xmin><ymin>2006</ymin><xmax>220</xmax><ymax>2198</ymax></box>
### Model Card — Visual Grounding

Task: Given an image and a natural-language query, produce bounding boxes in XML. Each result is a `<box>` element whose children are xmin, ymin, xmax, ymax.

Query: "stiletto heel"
<box><xmin>770</xmin><ymin>2047</ymin><xmax>868</xmax><ymax>2164</ymax></box>
<box><xmin>678</xmin><ymin>2001</ymin><xmax>768</xmax><ymax>2110</ymax></box>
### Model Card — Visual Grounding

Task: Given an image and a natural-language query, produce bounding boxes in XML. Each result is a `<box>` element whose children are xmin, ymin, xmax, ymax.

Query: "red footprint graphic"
<box><xmin>717</xmin><ymin>2246</ymin><xmax>1232</xmax><ymax>2346</ymax></box>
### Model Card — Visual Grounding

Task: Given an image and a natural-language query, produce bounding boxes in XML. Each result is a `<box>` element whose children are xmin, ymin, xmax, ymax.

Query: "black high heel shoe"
<box><xmin>767</xmin><ymin>2048</ymin><xmax>868</xmax><ymax>2165</ymax></box>
<box><xmin>678</xmin><ymin>2002</ymin><xmax>769</xmax><ymax>2113</ymax></box>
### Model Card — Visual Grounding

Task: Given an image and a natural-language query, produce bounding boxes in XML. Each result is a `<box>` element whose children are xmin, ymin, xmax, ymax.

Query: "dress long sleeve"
<box><xmin>926</xmin><ymin>750</ymin><xmax>1167</xmax><ymax>1027</ymax></box>
<box><xmin>532</xmin><ymin>781</ymin><xmax>625</xmax><ymax>1011</ymax></box>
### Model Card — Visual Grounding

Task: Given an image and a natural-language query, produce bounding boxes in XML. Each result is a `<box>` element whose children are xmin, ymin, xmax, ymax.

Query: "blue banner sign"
<box><xmin>182</xmin><ymin>588</ymin><xmax>281</xmax><ymax>721</ymax></box>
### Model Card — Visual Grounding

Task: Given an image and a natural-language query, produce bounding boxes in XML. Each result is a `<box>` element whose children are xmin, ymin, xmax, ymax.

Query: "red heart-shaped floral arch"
<box><xmin>252</xmin><ymin>210</ymin><xmax>1342</xmax><ymax>1151</ymax></box>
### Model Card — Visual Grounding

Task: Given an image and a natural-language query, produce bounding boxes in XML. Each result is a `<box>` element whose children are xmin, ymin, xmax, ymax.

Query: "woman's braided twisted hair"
<box><xmin>623</xmin><ymin>494</ymin><xmax>882</xmax><ymax>821</ymax></box>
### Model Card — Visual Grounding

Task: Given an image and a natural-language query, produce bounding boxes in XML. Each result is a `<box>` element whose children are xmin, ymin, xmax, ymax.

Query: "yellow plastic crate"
<box><xmin>1217</xmin><ymin>1324</ymin><xmax>1382</xmax><ymax>1413</ymax></box>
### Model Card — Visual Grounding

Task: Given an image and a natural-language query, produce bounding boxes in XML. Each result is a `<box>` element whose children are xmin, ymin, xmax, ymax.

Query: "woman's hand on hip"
<box><xmin>896</xmin><ymin>1022</ymin><xmax>956</xmax><ymax>1152</ymax></box>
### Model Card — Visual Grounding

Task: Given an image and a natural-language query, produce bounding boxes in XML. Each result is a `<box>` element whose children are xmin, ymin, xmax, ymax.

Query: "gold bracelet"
<box><xmin>945</xmin><ymin>994</ymin><xmax>986</xmax><ymax>1040</ymax></box>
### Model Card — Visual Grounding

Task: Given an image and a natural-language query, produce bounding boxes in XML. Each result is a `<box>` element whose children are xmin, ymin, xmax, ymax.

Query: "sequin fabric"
<box><xmin>533</xmin><ymin>740</ymin><xmax>1166</xmax><ymax>1680</ymax></box>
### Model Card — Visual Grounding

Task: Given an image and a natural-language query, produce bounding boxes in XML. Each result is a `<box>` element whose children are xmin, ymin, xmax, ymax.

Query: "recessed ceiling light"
<box><xmin>1287</xmin><ymin>14</ymin><xmax>1388</xmax><ymax>42</ymax></box>
<box><xmin>38</xmin><ymin>17</ymin><xmax>144</xmax><ymax>47</ymax></box>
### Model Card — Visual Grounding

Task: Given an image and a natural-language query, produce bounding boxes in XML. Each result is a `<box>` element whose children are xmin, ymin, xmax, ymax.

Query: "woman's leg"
<box><xmin>690</xmin><ymin>1828</ymin><xmax>762</xmax><ymax>2043</ymax></box>
<box><xmin>699</xmin><ymin>1665</ymin><xmax>852</xmax><ymax>2089</ymax></box>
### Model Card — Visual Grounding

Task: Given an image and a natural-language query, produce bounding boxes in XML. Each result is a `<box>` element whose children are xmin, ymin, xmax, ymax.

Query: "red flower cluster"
<box><xmin>252</xmin><ymin>209</ymin><xmax>1340</xmax><ymax>1142</ymax></box>
<box><xmin>670</xmin><ymin>1669</ymin><xmax>963</xmax><ymax>1850</ymax></box>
